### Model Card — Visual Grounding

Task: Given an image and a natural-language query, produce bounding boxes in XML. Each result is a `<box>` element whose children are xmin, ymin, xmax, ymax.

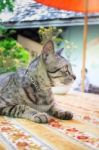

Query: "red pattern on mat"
<box><xmin>0</xmin><ymin>119</ymin><xmax>44</xmax><ymax>150</ymax></box>
<box><xmin>49</xmin><ymin>117</ymin><xmax>99</xmax><ymax>149</ymax></box>
<box><xmin>75</xmin><ymin>114</ymin><xmax>99</xmax><ymax>126</ymax></box>
<box><xmin>0</xmin><ymin>115</ymin><xmax>99</xmax><ymax>150</ymax></box>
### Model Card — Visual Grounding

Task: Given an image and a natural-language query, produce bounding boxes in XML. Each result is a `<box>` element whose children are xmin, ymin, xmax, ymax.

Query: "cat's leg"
<box><xmin>49</xmin><ymin>105</ymin><xmax>73</xmax><ymax>120</ymax></box>
<box><xmin>0</xmin><ymin>105</ymin><xmax>50</xmax><ymax>123</ymax></box>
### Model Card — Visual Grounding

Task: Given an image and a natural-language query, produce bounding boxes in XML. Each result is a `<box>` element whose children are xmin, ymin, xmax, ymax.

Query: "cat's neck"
<box><xmin>27</xmin><ymin>55</ymin><xmax>51</xmax><ymax>91</ymax></box>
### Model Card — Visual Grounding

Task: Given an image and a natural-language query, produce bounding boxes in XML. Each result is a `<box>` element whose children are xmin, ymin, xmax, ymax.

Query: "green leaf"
<box><xmin>0</xmin><ymin>0</ymin><xmax>15</xmax><ymax>12</ymax></box>
<box><xmin>0</xmin><ymin>38</ymin><xmax>31</xmax><ymax>74</ymax></box>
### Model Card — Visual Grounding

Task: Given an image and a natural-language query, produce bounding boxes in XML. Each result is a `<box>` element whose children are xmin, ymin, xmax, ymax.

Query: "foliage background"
<box><xmin>0</xmin><ymin>38</ymin><xmax>30</xmax><ymax>74</ymax></box>
<box><xmin>0</xmin><ymin>0</ymin><xmax>15</xmax><ymax>12</ymax></box>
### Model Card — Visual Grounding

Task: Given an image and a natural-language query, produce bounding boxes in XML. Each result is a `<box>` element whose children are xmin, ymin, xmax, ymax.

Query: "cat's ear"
<box><xmin>42</xmin><ymin>40</ymin><xmax>54</xmax><ymax>54</ymax></box>
<box><xmin>56</xmin><ymin>48</ymin><xmax>64</xmax><ymax>55</ymax></box>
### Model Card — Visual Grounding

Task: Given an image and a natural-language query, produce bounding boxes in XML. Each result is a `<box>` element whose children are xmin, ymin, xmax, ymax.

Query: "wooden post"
<box><xmin>81</xmin><ymin>0</ymin><xmax>88</xmax><ymax>92</ymax></box>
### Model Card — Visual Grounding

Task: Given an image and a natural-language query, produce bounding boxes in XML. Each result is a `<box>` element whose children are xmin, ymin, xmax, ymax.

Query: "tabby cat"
<box><xmin>0</xmin><ymin>40</ymin><xmax>76</xmax><ymax>123</ymax></box>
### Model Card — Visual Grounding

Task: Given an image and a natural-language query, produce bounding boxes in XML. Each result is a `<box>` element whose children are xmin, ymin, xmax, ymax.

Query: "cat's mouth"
<box><xmin>63</xmin><ymin>79</ymin><xmax>74</xmax><ymax>84</ymax></box>
<box><xmin>51</xmin><ymin>79</ymin><xmax>73</xmax><ymax>87</ymax></box>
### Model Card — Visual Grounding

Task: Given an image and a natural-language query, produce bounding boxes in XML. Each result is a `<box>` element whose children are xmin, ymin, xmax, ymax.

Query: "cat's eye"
<box><xmin>61</xmin><ymin>66</ymin><xmax>68</xmax><ymax>72</ymax></box>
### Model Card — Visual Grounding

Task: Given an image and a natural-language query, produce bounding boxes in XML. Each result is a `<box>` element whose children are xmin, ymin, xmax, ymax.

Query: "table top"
<box><xmin>0</xmin><ymin>92</ymin><xmax>99</xmax><ymax>150</ymax></box>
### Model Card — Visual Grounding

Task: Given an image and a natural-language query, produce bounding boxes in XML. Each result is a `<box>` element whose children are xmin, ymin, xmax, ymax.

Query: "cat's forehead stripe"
<box><xmin>58</xmin><ymin>60</ymin><xmax>68</xmax><ymax>68</ymax></box>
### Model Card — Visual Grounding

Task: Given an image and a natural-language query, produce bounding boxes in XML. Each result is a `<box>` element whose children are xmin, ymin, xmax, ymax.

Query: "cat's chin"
<box><xmin>52</xmin><ymin>80</ymin><xmax>74</xmax><ymax>87</ymax></box>
<box><xmin>51</xmin><ymin>82</ymin><xmax>73</xmax><ymax>95</ymax></box>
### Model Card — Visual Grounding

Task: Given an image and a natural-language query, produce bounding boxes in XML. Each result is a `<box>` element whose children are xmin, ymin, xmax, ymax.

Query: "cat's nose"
<box><xmin>72</xmin><ymin>75</ymin><xmax>76</xmax><ymax>80</ymax></box>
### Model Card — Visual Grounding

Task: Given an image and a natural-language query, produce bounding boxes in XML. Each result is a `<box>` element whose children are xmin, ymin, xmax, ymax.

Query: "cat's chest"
<box><xmin>23</xmin><ymin>85</ymin><xmax>53</xmax><ymax>105</ymax></box>
<box><xmin>34</xmin><ymin>89</ymin><xmax>53</xmax><ymax>105</ymax></box>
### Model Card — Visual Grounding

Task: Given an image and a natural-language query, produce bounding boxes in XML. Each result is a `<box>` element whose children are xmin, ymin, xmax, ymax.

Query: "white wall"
<box><xmin>17</xmin><ymin>35</ymin><xmax>42</xmax><ymax>55</ymax></box>
<box><xmin>62</xmin><ymin>25</ymin><xmax>99</xmax><ymax>86</ymax></box>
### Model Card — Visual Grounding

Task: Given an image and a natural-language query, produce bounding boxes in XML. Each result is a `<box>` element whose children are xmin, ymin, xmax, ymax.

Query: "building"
<box><xmin>0</xmin><ymin>0</ymin><xmax>99</xmax><ymax>86</ymax></box>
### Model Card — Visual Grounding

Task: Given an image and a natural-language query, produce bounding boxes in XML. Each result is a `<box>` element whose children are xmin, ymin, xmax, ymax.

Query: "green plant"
<box><xmin>0</xmin><ymin>0</ymin><xmax>15</xmax><ymax>12</ymax></box>
<box><xmin>0</xmin><ymin>26</ymin><xmax>16</xmax><ymax>38</ymax></box>
<box><xmin>38</xmin><ymin>27</ymin><xmax>63</xmax><ymax>44</ymax></box>
<box><xmin>0</xmin><ymin>38</ymin><xmax>31</xmax><ymax>74</ymax></box>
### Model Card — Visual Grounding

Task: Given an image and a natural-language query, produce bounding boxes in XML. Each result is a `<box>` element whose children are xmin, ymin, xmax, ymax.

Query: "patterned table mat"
<box><xmin>0</xmin><ymin>93</ymin><xmax>99</xmax><ymax>150</ymax></box>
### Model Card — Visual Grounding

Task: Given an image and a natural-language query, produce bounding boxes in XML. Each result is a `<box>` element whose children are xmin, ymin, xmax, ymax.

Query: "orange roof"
<box><xmin>35</xmin><ymin>0</ymin><xmax>99</xmax><ymax>13</ymax></box>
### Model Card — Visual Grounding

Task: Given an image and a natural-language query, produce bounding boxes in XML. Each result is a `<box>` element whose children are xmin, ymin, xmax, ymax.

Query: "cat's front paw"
<box><xmin>33</xmin><ymin>113</ymin><xmax>49</xmax><ymax>123</ymax></box>
<box><xmin>55</xmin><ymin>111</ymin><xmax>73</xmax><ymax>120</ymax></box>
<box><xmin>63</xmin><ymin>111</ymin><xmax>73</xmax><ymax>120</ymax></box>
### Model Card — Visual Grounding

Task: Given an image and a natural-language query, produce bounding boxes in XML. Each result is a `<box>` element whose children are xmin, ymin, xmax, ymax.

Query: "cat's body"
<box><xmin>0</xmin><ymin>41</ymin><xmax>76</xmax><ymax>123</ymax></box>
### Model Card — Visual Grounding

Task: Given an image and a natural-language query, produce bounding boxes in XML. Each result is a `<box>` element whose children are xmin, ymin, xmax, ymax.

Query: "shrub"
<box><xmin>0</xmin><ymin>38</ymin><xmax>30</xmax><ymax>74</ymax></box>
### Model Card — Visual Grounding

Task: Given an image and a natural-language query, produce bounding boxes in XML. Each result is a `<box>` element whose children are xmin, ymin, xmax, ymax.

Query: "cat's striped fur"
<box><xmin>0</xmin><ymin>41</ymin><xmax>76</xmax><ymax>123</ymax></box>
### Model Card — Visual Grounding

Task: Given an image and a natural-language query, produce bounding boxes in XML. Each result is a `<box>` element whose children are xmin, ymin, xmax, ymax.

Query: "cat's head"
<box><xmin>42</xmin><ymin>40</ymin><xmax>76</xmax><ymax>86</ymax></box>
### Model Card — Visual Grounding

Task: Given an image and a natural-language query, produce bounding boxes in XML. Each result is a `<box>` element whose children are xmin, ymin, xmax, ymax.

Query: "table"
<box><xmin>0</xmin><ymin>92</ymin><xmax>99</xmax><ymax>150</ymax></box>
